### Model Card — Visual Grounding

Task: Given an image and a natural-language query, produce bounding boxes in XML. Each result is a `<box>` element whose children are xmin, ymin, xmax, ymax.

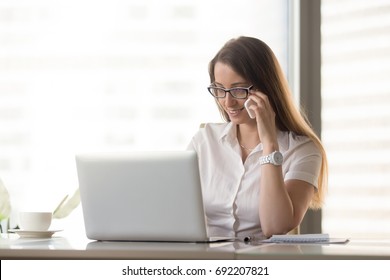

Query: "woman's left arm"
<box><xmin>259</xmin><ymin>160</ymin><xmax>315</xmax><ymax>237</ymax></box>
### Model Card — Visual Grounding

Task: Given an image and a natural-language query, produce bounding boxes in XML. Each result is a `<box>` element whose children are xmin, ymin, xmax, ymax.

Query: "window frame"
<box><xmin>289</xmin><ymin>0</ymin><xmax>323</xmax><ymax>233</ymax></box>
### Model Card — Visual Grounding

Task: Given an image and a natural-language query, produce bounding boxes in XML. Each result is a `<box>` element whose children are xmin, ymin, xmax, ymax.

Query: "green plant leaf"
<box><xmin>53</xmin><ymin>189</ymin><xmax>80</xmax><ymax>219</ymax></box>
<box><xmin>0</xmin><ymin>179</ymin><xmax>11</xmax><ymax>221</ymax></box>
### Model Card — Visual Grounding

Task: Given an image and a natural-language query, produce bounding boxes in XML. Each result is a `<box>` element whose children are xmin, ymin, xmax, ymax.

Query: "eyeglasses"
<box><xmin>207</xmin><ymin>85</ymin><xmax>253</xmax><ymax>99</ymax></box>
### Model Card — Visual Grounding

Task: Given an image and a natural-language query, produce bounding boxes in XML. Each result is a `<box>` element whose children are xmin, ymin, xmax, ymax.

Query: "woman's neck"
<box><xmin>237</xmin><ymin>123</ymin><xmax>260</xmax><ymax>150</ymax></box>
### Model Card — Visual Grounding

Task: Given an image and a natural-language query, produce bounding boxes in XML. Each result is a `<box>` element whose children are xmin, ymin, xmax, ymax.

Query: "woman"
<box><xmin>188</xmin><ymin>36</ymin><xmax>327</xmax><ymax>239</ymax></box>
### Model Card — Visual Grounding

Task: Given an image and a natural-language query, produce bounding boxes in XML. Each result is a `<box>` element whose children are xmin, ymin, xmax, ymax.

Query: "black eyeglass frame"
<box><xmin>207</xmin><ymin>85</ymin><xmax>253</xmax><ymax>99</ymax></box>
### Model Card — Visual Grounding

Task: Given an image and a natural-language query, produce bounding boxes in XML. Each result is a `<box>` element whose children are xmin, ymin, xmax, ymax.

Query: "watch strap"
<box><xmin>259</xmin><ymin>151</ymin><xmax>283</xmax><ymax>166</ymax></box>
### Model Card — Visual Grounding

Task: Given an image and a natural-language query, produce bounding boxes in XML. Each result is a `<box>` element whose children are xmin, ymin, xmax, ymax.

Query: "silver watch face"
<box><xmin>272</xmin><ymin>151</ymin><xmax>283</xmax><ymax>165</ymax></box>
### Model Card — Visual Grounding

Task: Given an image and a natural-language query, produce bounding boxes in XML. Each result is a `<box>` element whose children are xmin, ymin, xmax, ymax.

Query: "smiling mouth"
<box><xmin>227</xmin><ymin>107</ymin><xmax>245</xmax><ymax>114</ymax></box>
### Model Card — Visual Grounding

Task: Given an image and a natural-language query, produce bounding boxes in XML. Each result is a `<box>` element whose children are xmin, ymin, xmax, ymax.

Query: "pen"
<box><xmin>243</xmin><ymin>236</ymin><xmax>259</xmax><ymax>243</ymax></box>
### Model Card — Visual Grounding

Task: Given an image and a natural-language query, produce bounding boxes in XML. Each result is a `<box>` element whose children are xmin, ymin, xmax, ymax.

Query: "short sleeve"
<box><xmin>282</xmin><ymin>135</ymin><xmax>322</xmax><ymax>189</ymax></box>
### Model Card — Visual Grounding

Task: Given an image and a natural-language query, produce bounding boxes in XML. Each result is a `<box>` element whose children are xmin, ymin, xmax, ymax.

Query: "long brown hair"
<box><xmin>209</xmin><ymin>36</ymin><xmax>327</xmax><ymax>209</ymax></box>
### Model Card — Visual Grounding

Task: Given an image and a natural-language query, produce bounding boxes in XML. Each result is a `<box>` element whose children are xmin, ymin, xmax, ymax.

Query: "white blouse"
<box><xmin>188</xmin><ymin>122</ymin><xmax>322</xmax><ymax>239</ymax></box>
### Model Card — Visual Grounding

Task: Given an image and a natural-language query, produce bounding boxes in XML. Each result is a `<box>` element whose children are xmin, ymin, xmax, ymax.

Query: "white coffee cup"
<box><xmin>19</xmin><ymin>211</ymin><xmax>52</xmax><ymax>231</ymax></box>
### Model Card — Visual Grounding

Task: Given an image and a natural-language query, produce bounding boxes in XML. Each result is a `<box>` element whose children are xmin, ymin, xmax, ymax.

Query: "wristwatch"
<box><xmin>259</xmin><ymin>151</ymin><xmax>283</xmax><ymax>166</ymax></box>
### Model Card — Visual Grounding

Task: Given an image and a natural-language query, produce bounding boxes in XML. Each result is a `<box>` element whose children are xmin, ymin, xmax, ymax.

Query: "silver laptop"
<box><xmin>76</xmin><ymin>151</ymin><xmax>230</xmax><ymax>243</ymax></box>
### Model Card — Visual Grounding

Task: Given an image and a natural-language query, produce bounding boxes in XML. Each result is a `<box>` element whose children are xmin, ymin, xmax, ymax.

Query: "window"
<box><xmin>0</xmin><ymin>0</ymin><xmax>289</xmax><ymax>228</ymax></box>
<box><xmin>322</xmin><ymin>0</ymin><xmax>390</xmax><ymax>238</ymax></box>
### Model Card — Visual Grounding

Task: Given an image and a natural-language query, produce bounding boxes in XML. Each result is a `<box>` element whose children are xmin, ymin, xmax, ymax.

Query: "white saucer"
<box><xmin>8</xmin><ymin>229</ymin><xmax>63</xmax><ymax>238</ymax></box>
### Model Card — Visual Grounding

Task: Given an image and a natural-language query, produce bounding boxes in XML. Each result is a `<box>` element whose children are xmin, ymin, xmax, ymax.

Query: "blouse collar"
<box><xmin>219</xmin><ymin>122</ymin><xmax>289</xmax><ymax>152</ymax></box>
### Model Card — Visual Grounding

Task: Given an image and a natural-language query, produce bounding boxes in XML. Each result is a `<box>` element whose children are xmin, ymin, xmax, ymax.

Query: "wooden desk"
<box><xmin>2</xmin><ymin>233</ymin><xmax>390</xmax><ymax>260</ymax></box>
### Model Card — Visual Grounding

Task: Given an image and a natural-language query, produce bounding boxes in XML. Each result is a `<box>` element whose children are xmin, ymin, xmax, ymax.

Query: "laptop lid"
<box><xmin>76</xmin><ymin>151</ymin><xmax>211</xmax><ymax>242</ymax></box>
